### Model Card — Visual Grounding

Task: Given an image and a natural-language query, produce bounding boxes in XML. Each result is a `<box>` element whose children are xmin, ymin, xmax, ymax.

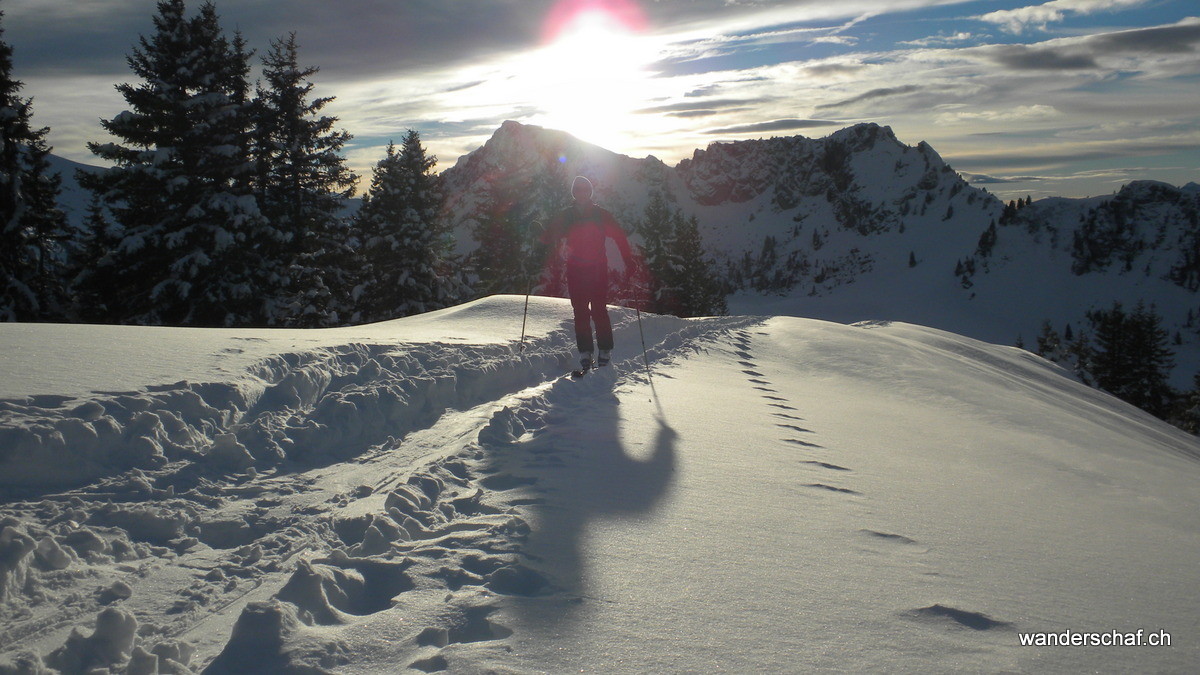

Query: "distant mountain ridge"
<box><xmin>438</xmin><ymin>120</ymin><xmax>1200</xmax><ymax>384</ymax></box>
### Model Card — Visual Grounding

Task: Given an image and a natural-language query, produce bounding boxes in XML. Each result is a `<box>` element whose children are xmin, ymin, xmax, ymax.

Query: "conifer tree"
<box><xmin>755</xmin><ymin>235</ymin><xmax>780</xmax><ymax>292</ymax></box>
<box><xmin>1086</xmin><ymin>301</ymin><xmax>1176</xmax><ymax>418</ymax></box>
<box><xmin>0</xmin><ymin>8</ymin><xmax>70</xmax><ymax>321</ymax></box>
<box><xmin>1066</xmin><ymin>324</ymin><xmax>1094</xmax><ymax>385</ymax></box>
<box><xmin>470</xmin><ymin>203</ymin><xmax>527</xmax><ymax>296</ymax></box>
<box><xmin>635</xmin><ymin>192</ymin><xmax>725</xmax><ymax>316</ymax></box>
<box><xmin>470</xmin><ymin>164</ymin><xmax>564</xmax><ymax>297</ymax></box>
<box><xmin>254</xmin><ymin>32</ymin><xmax>357</xmax><ymax>326</ymax></box>
<box><xmin>71</xmin><ymin>195</ymin><xmax>121</xmax><ymax>321</ymax></box>
<box><xmin>526</xmin><ymin>165</ymin><xmax>572</xmax><ymax>297</ymax></box>
<box><xmin>638</xmin><ymin>191</ymin><xmax>679</xmax><ymax>313</ymax></box>
<box><xmin>671</xmin><ymin>211</ymin><xmax>726</xmax><ymax>317</ymax></box>
<box><xmin>352</xmin><ymin>130</ymin><xmax>456</xmax><ymax>321</ymax></box>
<box><xmin>1169</xmin><ymin>373</ymin><xmax>1200</xmax><ymax>435</ymax></box>
<box><xmin>976</xmin><ymin>220</ymin><xmax>998</xmax><ymax>257</ymax></box>
<box><xmin>80</xmin><ymin>0</ymin><xmax>268</xmax><ymax>326</ymax></box>
<box><xmin>1035</xmin><ymin>320</ymin><xmax>1062</xmax><ymax>361</ymax></box>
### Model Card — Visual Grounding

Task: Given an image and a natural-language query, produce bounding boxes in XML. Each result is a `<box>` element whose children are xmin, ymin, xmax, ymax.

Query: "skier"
<box><xmin>543</xmin><ymin>176</ymin><xmax>636</xmax><ymax>372</ymax></box>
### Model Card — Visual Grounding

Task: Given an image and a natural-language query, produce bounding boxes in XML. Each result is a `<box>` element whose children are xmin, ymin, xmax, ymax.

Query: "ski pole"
<box><xmin>636</xmin><ymin>306</ymin><xmax>657</xmax><ymax>403</ymax></box>
<box><xmin>519</xmin><ymin>220</ymin><xmax>543</xmax><ymax>354</ymax></box>
<box><xmin>519</xmin><ymin>282</ymin><xmax>531</xmax><ymax>353</ymax></box>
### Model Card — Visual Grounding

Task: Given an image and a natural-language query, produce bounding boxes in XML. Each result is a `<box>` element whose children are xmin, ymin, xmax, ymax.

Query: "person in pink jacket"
<box><xmin>543</xmin><ymin>176</ymin><xmax>636</xmax><ymax>370</ymax></box>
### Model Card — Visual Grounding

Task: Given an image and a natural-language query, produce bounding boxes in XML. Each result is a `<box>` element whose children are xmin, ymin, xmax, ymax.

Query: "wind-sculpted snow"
<box><xmin>0</xmin><ymin>334</ymin><xmax>572</xmax><ymax>491</ymax></box>
<box><xmin>2</xmin><ymin>297</ymin><xmax>1198</xmax><ymax>673</ymax></box>
<box><xmin>0</xmin><ymin>297</ymin><xmax>759</xmax><ymax>671</ymax></box>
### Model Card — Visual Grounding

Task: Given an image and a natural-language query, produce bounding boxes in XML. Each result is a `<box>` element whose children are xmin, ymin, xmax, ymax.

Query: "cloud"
<box><xmin>634</xmin><ymin>97</ymin><xmax>761</xmax><ymax>119</ymax></box>
<box><xmin>644</xmin><ymin>3</ymin><xmax>922</xmax><ymax>78</ymax></box>
<box><xmin>948</xmin><ymin>132</ymin><xmax>1200</xmax><ymax>171</ymax></box>
<box><xmin>959</xmin><ymin>172</ymin><xmax>1034</xmax><ymax>184</ymax></box>
<box><xmin>811</xmin><ymin>35</ymin><xmax>859</xmax><ymax>46</ymax></box>
<box><xmin>971</xmin><ymin>17</ymin><xmax>1200</xmax><ymax>74</ymax></box>
<box><xmin>800</xmin><ymin>61</ymin><xmax>869</xmax><ymax>79</ymax></box>
<box><xmin>977</xmin><ymin>0</ymin><xmax>1150</xmax><ymax>34</ymax></box>
<box><xmin>704</xmin><ymin>118</ymin><xmax>842</xmax><ymax>135</ymax></box>
<box><xmin>935</xmin><ymin>105</ymin><xmax>1060</xmax><ymax>125</ymax></box>
<box><xmin>7</xmin><ymin>74</ymin><xmax>127</xmax><ymax>166</ymax></box>
<box><xmin>636</xmin><ymin>98</ymin><xmax>773</xmax><ymax>115</ymax></box>
<box><xmin>649</xmin><ymin>24</ymin><xmax>837</xmax><ymax>79</ymax></box>
<box><xmin>3</xmin><ymin>1</ymin><xmax>145</xmax><ymax>76</ymax></box>
<box><xmin>900</xmin><ymin>31</ymin><xmax>976</xmax><ymax>47</ymax></box>
<box><xmin>1058</xmin><ymin>117</ymin><xmax>1197</xmax><ymax>140</ymax></box>
<box><xmin>986</xmin><ymin>44</ymin><xmax>1098</xmax><ymax>70</ymax></box>
<box><xmin>962</xmin><ymin>166</ymin><xmax>1182</xmax><ymax>190</ymax></box>
<box><xmin>813</xmin><ymin>85</ymin><xmax>924</xmax><ymax>112</ymax></box>
<box><xmin>658</xmin><ymin>109</ymin><xmax>725</xmax><ymax>119</ymax></box>
<box><xmin>6</xmin><ymin>0</ymin><xmax>550</xmax><ymax>81</ymax></box>
<box><xmin>9</xmin><ymin>0</ymin><xmax>1199</xmax><ymax>198</ymax></box>
<box><xmin>1087</xmin><ymin>19</ymin><xmax>1200</xmax><ymax>54</ymax></box>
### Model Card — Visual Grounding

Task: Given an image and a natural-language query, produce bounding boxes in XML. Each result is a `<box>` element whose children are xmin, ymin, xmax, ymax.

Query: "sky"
<box><xmin>4</xmin><ymin>0</ymin><xmax>1198</xmax><ymax>200</ymax></box>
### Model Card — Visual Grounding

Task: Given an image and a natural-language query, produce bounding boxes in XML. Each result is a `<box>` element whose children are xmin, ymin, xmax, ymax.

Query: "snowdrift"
<box><xmin>1</xmin><ymin>296</ymin><xmax>1197</xmax><ymax>673</ymax></box>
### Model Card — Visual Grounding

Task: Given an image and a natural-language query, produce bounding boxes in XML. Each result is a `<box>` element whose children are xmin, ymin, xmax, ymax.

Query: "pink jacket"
<box><xmin>543</xmin><ymin>202</ymin><xmax>634</xmax><ymax>269</ymax></box>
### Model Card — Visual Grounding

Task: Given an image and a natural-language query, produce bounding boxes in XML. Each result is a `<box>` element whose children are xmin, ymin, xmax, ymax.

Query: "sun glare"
<box><xmin>530</xmin><ymin>0</ymin><xmax>657</xmax><ymax>151</ymax></box>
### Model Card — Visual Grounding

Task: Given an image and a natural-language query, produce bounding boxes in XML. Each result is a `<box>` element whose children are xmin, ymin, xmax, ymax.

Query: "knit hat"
<box><xmin>571</xmin><ymin>175</ymin><xmax>593</xmax><ymax>202</ymax></box>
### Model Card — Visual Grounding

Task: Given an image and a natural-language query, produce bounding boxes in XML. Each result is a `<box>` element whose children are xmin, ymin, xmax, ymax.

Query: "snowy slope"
<box><xmin>2</xmin><ymin>296</ymin><xmax>1197</xmax><ymax>673</ymax></box>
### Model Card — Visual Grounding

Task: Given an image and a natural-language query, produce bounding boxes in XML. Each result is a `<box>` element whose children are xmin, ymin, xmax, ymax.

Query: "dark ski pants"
<box><xmin>567</xmin><ymin>262</ymin><xmax>613</xmax><ymax>353</ymax></box>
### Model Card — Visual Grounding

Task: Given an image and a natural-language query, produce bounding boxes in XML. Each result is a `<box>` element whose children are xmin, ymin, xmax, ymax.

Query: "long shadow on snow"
<box><xmin>508</xmin><ymin>376</ymin><xmax>677</xmax><ymax>631</ymax></box>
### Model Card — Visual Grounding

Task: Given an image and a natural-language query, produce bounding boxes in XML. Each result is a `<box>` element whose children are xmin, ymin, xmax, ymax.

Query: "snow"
<box><xmin>1</xmin><ymin>295</ymin><xmax>1198</xmax><ymax>673</ymax></box>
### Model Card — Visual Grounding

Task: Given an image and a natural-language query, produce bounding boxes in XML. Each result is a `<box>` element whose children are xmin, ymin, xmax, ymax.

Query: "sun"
<box><xmin>529</xmin><ymin>0</ymin><xmax>656</xmax><ymax>151</ymax></box>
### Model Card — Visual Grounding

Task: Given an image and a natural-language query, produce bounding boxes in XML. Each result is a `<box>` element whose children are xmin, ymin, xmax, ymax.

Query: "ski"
<box><xmin>571</xmin><ymin>359</ymin><xmax>611</xmax><ymax>378</ymax></box>
<box><xmin>571</xmin><ymin>349</ymin><xmax>614</xmax><ymax>378</ymax></box>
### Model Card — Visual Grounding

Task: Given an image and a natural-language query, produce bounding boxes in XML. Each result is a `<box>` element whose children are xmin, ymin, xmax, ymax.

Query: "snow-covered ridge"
<box><xmin>441</xmin><ymin>120</ymin><xmax>989</xmax><ymax>241</ymax></box>
<box><xmin>3</xmin><ymin>296</ymin><xmax>1199</xmax><ymax>672</ymax></box>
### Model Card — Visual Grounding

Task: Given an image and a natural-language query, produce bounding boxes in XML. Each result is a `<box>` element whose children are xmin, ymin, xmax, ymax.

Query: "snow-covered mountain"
<box><xmin>45</xmin><ymin>154</ymin><xmax>99</xmax><ymax>227</ymax></box>
<box><xmin>440</xmin><ymin>121</ymin><xmax>1200</xmax><ymax>385</ymax></box>
<box><xmin>1</xmin><ymin>296</ymin><xmax>1197</xmax><ymax>672</ymax></box>
<box><xmin>50</xmin><ymin>120</ymin><xmax>1199</xmax><ymax>382</ymax></box>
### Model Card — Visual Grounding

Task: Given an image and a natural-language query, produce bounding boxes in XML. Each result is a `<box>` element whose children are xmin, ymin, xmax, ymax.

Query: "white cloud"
<box><xmin>1058</xmin><ymin>118</ymin><xmax>1197</xmax><ymax>139</ymax></box>
<box><xmin>978</xmin><ymin>0</ymin><xmax>1150</xmax><ymax>34</ymax></box>
<box><xmin>947</xmin><ymin>131</ymin><xmax>1200</xmax><ymax>171</ymax></box>
<box><xmin>21</xmin><ymin>75</ymin><xmax>127</xmax><ymax>167</ymax></box>
<box><xmin>900</xmin><ymin>31</ymin><xmax>976</xmax><ymax>47</ymax></box>
<box><xmin>811</xmin><ymin>35</ymin><xmax>860</xmax><ymax>46</ymax></box>
<box><xmin>935</xmin><ymin>104</ymin><xmax>1061</xmax><ymax>125</ymax></box>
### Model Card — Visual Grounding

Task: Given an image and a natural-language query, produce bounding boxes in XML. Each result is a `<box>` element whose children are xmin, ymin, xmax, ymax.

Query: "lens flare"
<box><xmin>541</xmin><ymin>0</ymin><xmax>648</xmax><ymax>44</ymax></box>
<box><xmin>531</xmin><ymin>0</ymin><xmax>655</xmax><ymax>151</ymax></box>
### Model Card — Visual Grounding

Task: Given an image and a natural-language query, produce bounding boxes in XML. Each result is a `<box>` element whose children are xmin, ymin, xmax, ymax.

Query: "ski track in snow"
<box><xmin>4</xmin><ymin>299</ymin><xmax>1199</xmax><ymax>672</ymax></box>
<box><xmin>0</xmin><ymin>304</ymin><xmax>763</xmax><ymax>672</ymax></box>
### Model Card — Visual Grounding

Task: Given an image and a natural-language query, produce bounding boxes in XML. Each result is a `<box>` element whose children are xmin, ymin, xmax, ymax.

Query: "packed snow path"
<box><xmin>1</xmin><ymin>296</ymin><xmax>1197</xmax><ymax>673</ymax></box>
